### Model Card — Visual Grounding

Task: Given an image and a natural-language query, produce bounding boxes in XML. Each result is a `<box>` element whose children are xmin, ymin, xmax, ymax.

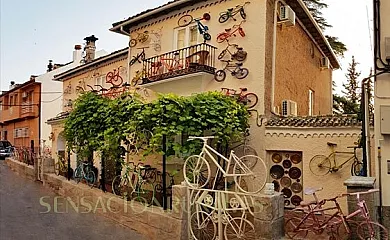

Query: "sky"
<box><xmin>0</xmin><ymin>0</ymin><xmax>374</xmax><ymax>94</ymax></box>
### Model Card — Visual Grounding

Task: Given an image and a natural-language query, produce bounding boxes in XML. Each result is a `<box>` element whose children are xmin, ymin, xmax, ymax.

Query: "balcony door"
<box><xmin>174</xmin><ymin>25</ymin><xmax>200</xmax><ymax>50</ymax></box>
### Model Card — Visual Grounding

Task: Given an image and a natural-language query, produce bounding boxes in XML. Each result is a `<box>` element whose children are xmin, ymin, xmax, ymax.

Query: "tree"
<box><xmin>343</xmin><ymin>56</ymin><xmax>361</xmax><ymax>104</ymax></box>
<box><xmin>303</xmin><ymin>0</ymin><xmax>347</xmax><ymax>57</ymax></box>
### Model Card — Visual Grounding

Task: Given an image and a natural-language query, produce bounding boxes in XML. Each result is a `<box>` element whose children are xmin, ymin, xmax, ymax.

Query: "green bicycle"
<box><xmin>112</xmin><ymin>161</ymin><xmax>135</xmax><ymax>199</ymax></box>
<box><xmin>54</xmin><ymin>155</ymin><xmax>68</xmax><ymax>176</ymax></box>
<box><xmin>130</xmin><ymin>163</ymin><xmax>156</xmax><ymax>207</ymax></box>
<box><xmin>74</xmin><ymin>161</ymin><xmax>96</xmax><ymax>188</ymax></box>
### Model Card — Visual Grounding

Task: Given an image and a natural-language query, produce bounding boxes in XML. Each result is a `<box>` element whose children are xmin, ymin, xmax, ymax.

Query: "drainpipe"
<box><xmin>377</xmin><ymin>145</ymin><xmax>383</xmax><ymax>225</ymax></box>
<box><xmin>120</xmin><ymin>26</ymin><xmax>132</xmax><ymax>85</ymax></box>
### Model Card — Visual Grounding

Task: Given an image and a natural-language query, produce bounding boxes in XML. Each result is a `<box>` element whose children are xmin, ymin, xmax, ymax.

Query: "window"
<box><xmin>13</xmin><ymin>128</ymin><xmax>29</xmax><ymax>138</ymax></box>
<box><xmin>0</xmin><ymin>101</ymin><xmax>2</xmax><ymax>110</ymax></box>
<box><xmin>174</xmin><ymin>25</ymin><xmax>201</xmax><ymax>49</ymax></box>
<box><xmin>95</xmin><ymin>75</ymin><xmax>104</xmax><ymax>88</ymax></box>
<box><xmin>14</xmin><ymin>94</ymin><xmax>18</xmax><ymax>105</ymax></box>
<box><xmin>9</xmin><ymin>96</ymin><xmax>13</xmax><ymax>106</ymax></box>
<box><xmin>308</xmin><ymin>90</ymin><xmax>314</xmax><ymax>116</ymax></box>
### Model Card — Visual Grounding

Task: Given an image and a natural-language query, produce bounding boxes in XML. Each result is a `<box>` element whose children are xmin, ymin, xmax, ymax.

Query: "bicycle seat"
<box><xmin>236</xmin><ymin>47</ymin><xmax>243</xmax><ymax>50</ymax></box>
<box><xmin>299</xmin><ymin>200</ymin><xmax>318</xmax><ymax>207</ymax></box>
<box><xmin>304</xmin><ymin>187</ymin><xmax>323</xmax><ymax>195</ymax></box>
<box><xmin>236</xmin><ymin>62</ymin><xmax>243</xmax><ymax>66</ymax></box>
<box><xmin>225</xmin><ymin>28</ymin><xmax>232</xmax><ymax>32</ymax></box>
<box><xmin>327</xmin><ymin>142</ymin><xmax>337</xmax><ymax>147</ymax></box>
<box><xmin>228</xmin><ymin>8</ymin><xmax>233</xmax><ymax>11</ymax></box>
<box><xmin>221</xmin><ymin>59</ymin><xmax>232</xmax><ymax>63</ymax></box>
<box><xmin>239</xmin><ymin>87</ymin><xmax>247</xmax><ymax>91</ymax></box>
<box><xmin>347</xmin><ymin>145</ymin><xmax>359</xmax><ymax>149</ymax></box>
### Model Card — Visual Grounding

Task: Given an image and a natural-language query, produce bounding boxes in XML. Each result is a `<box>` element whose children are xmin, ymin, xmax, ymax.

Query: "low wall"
<box><xmin>6</xmin><ymin>158</ymin><xmax>36</xmax><ymax>181</ymax></box>
<box><xmin>5</xmin><ymin>158</ymin><xmax>285</xmax><ymax>239</ymax></box>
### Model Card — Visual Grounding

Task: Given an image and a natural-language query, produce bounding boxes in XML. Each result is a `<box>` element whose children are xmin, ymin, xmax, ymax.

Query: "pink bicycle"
<box><xmin>285</xmin><ymin>188</ymin><xmax>388</xmax><ymax>240</ymax></box>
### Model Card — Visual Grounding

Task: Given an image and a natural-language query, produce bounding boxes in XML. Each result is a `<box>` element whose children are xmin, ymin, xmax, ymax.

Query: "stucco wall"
<box><xmin>265</xmin><ymin>127</ymin><xmax>365</xmax><ymax>212</ymax></box>
<box><xmin>374</xmin><ymin>0</ymin><xmax>390</xmax><ymax>208</ymax></box>
<box><xmin>37</xmin><ymin>49</ymin><xmax>82</xmax><ymax>147</ymax></box>
<box><xmin>127</xmin><ymin>0</ymin><xmax>267</xmax><ymax>115</ymax></box>
<box><xmin>61</xmin><ymin>57</ymin><xmax>128</xmax><ymax>113</ymax></box>
<box><xmin>274</xmin><ymin>20</ymin><xmax>332</xmax><ymax>116</ymax></box>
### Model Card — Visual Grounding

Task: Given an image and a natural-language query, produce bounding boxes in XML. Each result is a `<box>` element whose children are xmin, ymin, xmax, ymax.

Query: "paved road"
<box><xmin>0</xmin><ymin>161</ymin><xmax>144</xmax><ymax>240</ymax></box>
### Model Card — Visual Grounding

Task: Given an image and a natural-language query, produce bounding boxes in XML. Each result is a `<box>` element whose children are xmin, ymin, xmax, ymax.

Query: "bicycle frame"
<box><xmin>222</xmin><ymin>62</ymin><xmax>241</xmax><ymax>73</ymax></box>
<box><xmin>328</xmin><ymin>151</ymin><xmax>357</xmax><ymax>170</ymax></box>
<box><xmin>198</xmin><ymin>141</ymin><xmax>253</xmax><ymax>190</ymax></box>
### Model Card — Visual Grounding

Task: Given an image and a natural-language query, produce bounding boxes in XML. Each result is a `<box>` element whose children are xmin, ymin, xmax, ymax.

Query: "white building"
<box><xmin>373</xmin><ymin>0</ymin><xmax>390</xmax><ymax>229</ymax></box>
<box><xmin>36</xmin><ymin>42</ymin><xmax>107</xmax><ymax>149</ymax></box>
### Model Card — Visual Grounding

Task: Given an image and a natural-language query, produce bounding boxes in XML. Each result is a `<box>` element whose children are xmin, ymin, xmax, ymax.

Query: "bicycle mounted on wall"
<box><xmin>218</xmin><ymin>1</ymin><xmax>250</xmax><ymax>23</ymax></box>
<box><xmin>178</xmin><ymin>13</ymin><xmax>212</xmax><ymax>42</ymax></box>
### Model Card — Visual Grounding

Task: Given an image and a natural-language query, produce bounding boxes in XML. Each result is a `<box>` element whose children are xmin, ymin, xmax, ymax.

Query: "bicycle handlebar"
<box><xmin>188</xmin><ymin>136</ymin><xmax>215</xmax><ymax>141</ymax></box>
<box><xmin>346</xmin><ymin>189</ymin><xmax>379</xmax><ymax>196</ymax></box>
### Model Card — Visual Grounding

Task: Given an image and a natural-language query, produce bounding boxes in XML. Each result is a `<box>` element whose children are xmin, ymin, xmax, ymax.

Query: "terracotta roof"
<box><xmin>53</xmin><ymin>47</ymin><xmax>128</xmax><ymax>81</ymax></box>
<box><xmin>265</xmin><ymin>115</ymin><xmax>364</xmax><ymax>127</ymax></box>
<box><xmin>110</xmin><ymin>0</ymin><xmax>339</xmax><ymax>69</ymax></box>
<box><xmin>46</xmin><ymin>111</ymin><xmax>70</xmax><ymax>123</ymax></box>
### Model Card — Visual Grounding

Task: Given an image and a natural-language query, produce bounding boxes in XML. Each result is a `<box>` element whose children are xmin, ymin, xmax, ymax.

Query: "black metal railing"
<box><xmin>141</xmin><ymin>43</ymin><xmax>217</xmax><ymax>84</ymax></box>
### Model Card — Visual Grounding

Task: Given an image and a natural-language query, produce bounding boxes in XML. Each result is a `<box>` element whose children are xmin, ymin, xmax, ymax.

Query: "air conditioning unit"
<box><xmin>282</xmin><ymin>100</ymin><xmax>298</xmax><ymax>117</ymax></box>
<box><xmin>22</xmin><ymin>92</ymin><xmax>28</xmax><ymax>98</ymax></box>
<box><xmin>320</xmin><ymin>57</ymin><xmax>330</xmax><ymax>69</ymax></box>
<box><xmin>279</xmin><ymin>6</ymin><xmax>296</xmax><ymax>26</ymax></box>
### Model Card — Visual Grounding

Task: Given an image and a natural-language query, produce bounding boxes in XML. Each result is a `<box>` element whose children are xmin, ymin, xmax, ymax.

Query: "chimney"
<box><xmin>73</xmin><ymin>44</ymin><xmax>82</xmax><ymax>63</ymax></box>
<box><xmin>83</xmin><ymin>35</ymin><xmax>98</xmax><ymax>63</ymax></box>
<box><xmin>47</xmin><ymin>60</ymin><xmax>53</xmax><ymax>72</ymax></box>
<box><xmin>9</xmin><ymin>81</ymin><xmax>15</xmax><ymax>90</ymax></box>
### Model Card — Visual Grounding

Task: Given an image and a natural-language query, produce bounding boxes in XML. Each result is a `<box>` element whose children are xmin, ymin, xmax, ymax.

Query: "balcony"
<box><xmin>20</xmin><ymin>102</ymin><xmax>36</xmax><ymax>118</ymax></box>
<box><xmin>140</xmin><ymin>43</ymin><xmax>216</xmax><ymax>85</ymax></box>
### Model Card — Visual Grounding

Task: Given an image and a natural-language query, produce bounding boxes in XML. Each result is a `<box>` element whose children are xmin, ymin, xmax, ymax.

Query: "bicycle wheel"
<box><xmin>240</xmin><ymin>8</ymin><xmax>247</xmax><ymax>20</ymax></box>
<box><xmin>218</xmin><ymin>49</ymin><xmax>227</xmax><ymax>60</ymax></box>
<box><xmin>216</xmin><ymin>33</ymin><xmax>229</xmax><ymax>43</ymax></box>
<box><xmin>74</xmin><ymin>166</ymin><xmax>82</xmax><ymax>183</ymax></box>
<box><xmin>224</xmin><ymin>217</ymin><xmax>255</xmax><ymax>240</ymax></box>
<box><xmin>112</xmin><ymin>175</ymin><xmax>123</xmax><ymax>196</ymax></box>
<box><xmin>85</xmin><ymin>170</ymin><xmax>96</xmax><ymax>187</ymax></box>
<box><xmin>309</xmin><ymin>155</ymin><xmax>331</xmax><ymax>176</ymax></box>
<box><xmin>235</xmin><ymin>68</ymin><xmax>249</xmax><ymax>79</ymax></box>
<box><xmin>234</xmin><ymin>155</ymin><xmax>267</xmax><ymax>193</ymax></box>
<box><xmin>111</xmin><ymin>75</ymin><xmax>123</xmax><ymax>87</ymax></box>
<box><xmin>129</xmin><ymin>39</ymin><xmax>137</xmax><ymax>47</ymax></box>
<box><xmin>203</xmin><ymin>33</ymin><xmax>211</xmax><ymax>41</ymax></box>
<box><xmin>214</xmin><ymin>70</ymin><xmax>226</xmax><ymax>82</ymax></box>
<box><xmin>54</xmin><ymin>162</ymin><xmax>60</xmax><ymax>176</ymax></box>
<box><xmin>132</xmin><ymin>182</ymin><xmax>155</xmax><ymax>207</ymax></box>
<box><xmin>218</xmin><ymin>13</ymin><xmax>230</xmax><ymax>23</ymax></box>
<box><xmin>357</xmin><ymin>221</ymin><xmax>388</xmax><ymax>240</ymax></box>
<box><xmin>190</xmin><ymin>211</ymin><xmax>216</xmax><ymax>240</ymax></box>
<box><xmin>285</xmin><ymin>217</ymin><xmax>308</xmax><ymax>239</ymax></box>
<box><xmin>351</xmin><ymin>160</ymin><xmax>363</xmax><ymax>176</ymax></box>
<box><xmin>178</xmin><ymin>14</ymin><xmax>193</xmax><ymax>27</ymax></box>
<box><xmin>234</xmin><ymin>50</ymin><xmax>247</xmax><ymax>61</ymax></box>
<box><xmin>335</xmin><ymin>220</ymin><xmax>358</xmax><ymax>240</ymax></box>
<box><xmin>242</xmin><ymin>93</ymin><xmax>258</xmax><ymax>108</ymax></box>
<box><xmin>183</xmin><ymin>155</ymin><xmax>211</xmax><ymax>189</ymax></box>
<box><xmin>233</xmin><ymin>145</ymin><xmax>257</xmax><ymax>159</ymax></box>
<box><xmin>238</xmin><ymin>154</ymin><xmax>258</xmax><ymax>169</ymax></box>
<box><xmin>129</xmin><ymin>57</ymin><xmax>138</xmax><ymax>66</ymax></box>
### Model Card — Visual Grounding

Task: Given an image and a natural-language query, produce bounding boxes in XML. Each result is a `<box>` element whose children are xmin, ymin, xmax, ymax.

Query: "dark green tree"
<box><xmin>342</xmin><ymin>56</ymin><xmax>361</xmax><ymax>105</ymax></box>
<box><xmin>303</xmin><ymin>0</ymin><xmax>347</xmax><ymax>57</ymax></box>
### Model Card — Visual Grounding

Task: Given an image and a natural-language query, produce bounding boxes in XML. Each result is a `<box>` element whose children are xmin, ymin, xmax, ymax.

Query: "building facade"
<box><xmin>47</xmin><ymin>43</ymin><xmax>128</xmax><ymax>171</ymax></box>
<box><xmin>373</xmin><ymin>0</ymin><xmax>390</xmax><ymax>228</ymax></box>
<box><xmin>0</xmin><ymin>80</ymin><xmax>41</xmax><ymax>148</ymax></box>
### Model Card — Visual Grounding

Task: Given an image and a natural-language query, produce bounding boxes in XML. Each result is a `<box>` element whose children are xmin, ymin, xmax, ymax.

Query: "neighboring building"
<box><xmin>47</xmin><ymin>37</ymin><xmax>128</xmax><ymax>170</ymax></box>
<box><xmin>373</xmin><ymin>0</ymin><xmax>390</xmax><ymax>228</ymax></box>
<box><xmin>35</xmin><ymin>45</ymin><xmax>83</xmax><ymax>149</ymax></box>
<box><xmin>0</xmin><ymin>79</ymin><xmax>41</xmax><ymax>148</ymax></box>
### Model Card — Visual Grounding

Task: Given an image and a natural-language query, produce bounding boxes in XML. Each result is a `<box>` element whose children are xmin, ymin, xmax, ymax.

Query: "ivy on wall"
<box><xmin>64</xmin><ymin>91</ymin><xmax>250</xmax><ymax>164</ymax></box>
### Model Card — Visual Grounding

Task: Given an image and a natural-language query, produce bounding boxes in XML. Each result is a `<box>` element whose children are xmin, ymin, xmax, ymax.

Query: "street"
<box><xmin>0</xmin><ymin>161</ymin><xmax>144</xmax><ymax>240</ymax></box>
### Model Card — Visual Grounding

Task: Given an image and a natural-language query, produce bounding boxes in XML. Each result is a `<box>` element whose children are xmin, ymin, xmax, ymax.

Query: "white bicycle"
<box><xmin>183</xmin><ymin>136</ymin><xmax>267</xmax><ymax>193</ymax></box>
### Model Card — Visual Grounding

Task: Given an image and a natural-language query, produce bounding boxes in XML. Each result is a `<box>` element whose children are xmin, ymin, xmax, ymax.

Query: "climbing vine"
<box><xmin>64</xmin><ymin>91</ymin><xmax>249</xmax><ymax>163</ymax></box>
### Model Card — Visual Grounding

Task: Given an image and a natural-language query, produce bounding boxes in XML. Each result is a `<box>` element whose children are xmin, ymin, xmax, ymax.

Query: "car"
<box><xmin>0</xmin><ymin>140</ymin><xmax>13</xmax><ymax>160</ymax></box>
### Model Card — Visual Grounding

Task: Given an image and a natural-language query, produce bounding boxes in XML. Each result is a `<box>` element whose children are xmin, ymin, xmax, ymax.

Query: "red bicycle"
<box><xmin>105</xmin><ymin>67</ymin><xmax>124</xmax><ymax>86</ymax></box>
<box><xmin>216</xmin><ymin>20</ymin><xmax>246</xmax><ymax>43</ymax></box>
<box><xmin>221</xmin><ymin>87</ymin><xmax>258</xmax><ymax>108</ymax></box>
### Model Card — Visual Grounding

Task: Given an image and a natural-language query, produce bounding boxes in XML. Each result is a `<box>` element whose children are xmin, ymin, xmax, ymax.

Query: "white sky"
<box><xmin>323</xmin><ymin>0</ymin><xmax>374</xmax><ymax>95</ymax></box>
<box><xmin>0</xmin><ymin>0</ymin><xmax>374</xmax><ymax>96</ymax></box>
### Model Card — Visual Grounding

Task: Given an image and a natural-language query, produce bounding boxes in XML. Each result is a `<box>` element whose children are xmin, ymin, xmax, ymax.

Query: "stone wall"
<box><xmin>5</xmin><ymin>158</ymin><xmax>286</xmax><ymax>239</ymax></box>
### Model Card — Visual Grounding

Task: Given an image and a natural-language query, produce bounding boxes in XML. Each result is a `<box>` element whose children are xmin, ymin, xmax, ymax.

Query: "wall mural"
<box><xmin>177</xmin><ymin>13</ymin><xmax>211</xmax><ymax>42</ymax></box>
<box><xmin>149</xmin><ymin>27</ymin><xmax>163</xmax><ymax>52</ymax></box>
